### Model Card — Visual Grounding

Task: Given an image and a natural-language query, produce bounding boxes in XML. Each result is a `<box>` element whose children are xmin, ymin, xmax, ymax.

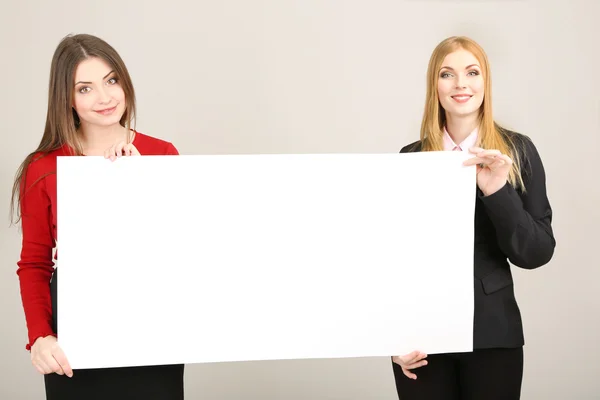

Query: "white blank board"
<box><xmin>56</xmin><ymin>152</ymin><xmax>476</xmax><ymax>369</ymax></box>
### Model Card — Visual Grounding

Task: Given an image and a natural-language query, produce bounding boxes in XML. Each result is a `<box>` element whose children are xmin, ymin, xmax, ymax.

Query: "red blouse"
<box><xmin>16</xmin><ymin>131</ymin><xmax>179</xmax><ymax>350</ymax></box>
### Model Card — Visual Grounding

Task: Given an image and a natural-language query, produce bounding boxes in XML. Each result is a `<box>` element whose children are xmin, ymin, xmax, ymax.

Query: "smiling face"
<box><xmin>72</xmin><ymin>57</ymin><xmax>126</xmax><ymax>129</ymax></box>
<box><xmin>437</xmin><ymin>49</ymin><xmax>484</xmax><ymax>120</ymax></box>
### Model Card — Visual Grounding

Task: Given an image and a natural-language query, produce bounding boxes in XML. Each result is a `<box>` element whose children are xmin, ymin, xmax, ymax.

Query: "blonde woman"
<box><xmin>391</xmin><ymin>36</ymin><xmax>555</xmax><ymax>399</ymax></box>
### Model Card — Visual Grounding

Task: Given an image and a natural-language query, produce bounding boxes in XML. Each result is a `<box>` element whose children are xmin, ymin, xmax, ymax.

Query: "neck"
<box><xmin>445</xmin><ymin>112</ymin><xmax>479</xmax><ymax>145</ymax></box>
<box><xmin>79</xmin><ymin>123</ymin><xmax>131</xmax><ymax>155</ymax></box>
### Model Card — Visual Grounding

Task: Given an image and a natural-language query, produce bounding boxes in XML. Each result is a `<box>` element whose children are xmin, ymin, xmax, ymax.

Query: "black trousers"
<box><xmin>392</xmin><ymin>347</ymin><xmax>524</xmax><ymax>400</ymax></box>
<box><xmin>44</xmin><ymin>364</ymin><xmax>184</xmax><ymax>400</ymax></box>
<box><xmin>45</xmin><ymin>268</ymin><xmax>185</xmax><ymax>400</ymax></box>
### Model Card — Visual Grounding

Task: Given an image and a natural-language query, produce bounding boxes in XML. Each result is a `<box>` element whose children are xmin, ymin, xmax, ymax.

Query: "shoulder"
<box><xmin>23</xmin><ymin>146</ymin><xmax>70</xmax><ymax>183</ymax></box>
<box><xmin>26</xmin><ymin>153</ymin><xmax>55</xmax><ymax>178</ymax></box>
<box><xmin>499</xmin><ymin>128</ymin><xmax>546</xmax><ymax>181</ymax></box>
<box><xmin>132</xmin><ymin>131</ymin><xmax>179</xmax><ymax>155</ymax></box>
<box><xmin>500</xmin><ymin>128</ymin><xmax>534</xmax><ymax>149</ymax></box>
<box><xmin>19</xmin><ymin>146</ymin><xmax>71</xmax><ymax>203</ymax></box>
<box><xmin>400</xmin><ymin>140</ymin><xmax>422</xmax><ymax>153</ymax></box>
<box><xmin>500</xmin><ymin>128</ymin><xmax>541</xmax><ymax>162</ymax></box>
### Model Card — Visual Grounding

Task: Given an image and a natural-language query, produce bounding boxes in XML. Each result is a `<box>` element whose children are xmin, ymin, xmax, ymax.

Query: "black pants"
<box><xmin>45</xmin><ymin>268</ymin><xmax>185</xmax><ymax>400</ymax></box>
<box><xmin>392</xmin><ymin>347</ymin><xmax>524</xmax><ymax>400</ymax></box>
<box><xmin>44</xmin><ymin>364</ymin><xmax>184</xmax><ymax>400</ymax></box>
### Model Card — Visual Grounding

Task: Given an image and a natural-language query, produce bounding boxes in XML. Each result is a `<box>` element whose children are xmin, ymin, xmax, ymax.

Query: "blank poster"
<box><xmin>56</xmin><ymin>152</ymin><xmax>476</xmax><ymax>369</ymax></box>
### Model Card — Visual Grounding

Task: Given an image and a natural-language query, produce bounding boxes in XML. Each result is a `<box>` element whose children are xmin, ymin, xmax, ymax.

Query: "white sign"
<box><xmin>56</xmin><ymin>152</ymin><xmax>475</xmax><ymax>369</ymax></box>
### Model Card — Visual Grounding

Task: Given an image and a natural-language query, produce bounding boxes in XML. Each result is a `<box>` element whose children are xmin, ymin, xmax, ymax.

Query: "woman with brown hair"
<box><xmin>390</xmin><ymin>36</ymin><xmax>555</xmax><ymax>399</ymax></box>
<box><xmin>12</xmin><ymin>33</ymin><xmax>184</xmax><ymax>399</ymax></box>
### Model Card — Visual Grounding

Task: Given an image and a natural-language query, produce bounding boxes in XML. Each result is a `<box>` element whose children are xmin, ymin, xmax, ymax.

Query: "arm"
<box><xmin>17</xmin><ymin>161</ymin><xmax>56</xmax><ymax>350</ymax></box>
<box><xmin>480</xmin><ymin>137</ymin><xmax>556</xmax><ymax>269</ymax></box>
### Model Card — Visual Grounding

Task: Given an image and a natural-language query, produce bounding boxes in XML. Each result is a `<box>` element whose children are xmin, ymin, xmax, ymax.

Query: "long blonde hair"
<box><xmin>10</xmin><ymin>33</ymin><xmax>137</xmax><ymax>224</ymax></box>
<box><xmin>419</xmin><ymin>36</ymin><xmax>525</xmax><ymax>191</ymax></box>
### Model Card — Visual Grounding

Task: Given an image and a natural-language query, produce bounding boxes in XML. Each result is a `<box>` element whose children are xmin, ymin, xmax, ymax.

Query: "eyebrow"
<box><xmin>440</xmin><ymin>64</ymin><xmax>480</xmax><ymax>71</ymax></box>
<box><xmin>75</xmin><ymin>70</ymin><xmax>115</xmax><ymax>85</ymax></box>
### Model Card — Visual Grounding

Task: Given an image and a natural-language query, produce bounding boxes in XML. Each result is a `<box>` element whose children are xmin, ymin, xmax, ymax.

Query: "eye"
<box><xmin>467</xmin><ymin>70</ymin><xmax>480</xmax><ymax>76</ymax></box>
<box><xmin>440</xmin><ymin>72</ymin><xmax>452</xmax><ymax>78</ymax></box>
<box><xmin>78</xmin><ymin>86</ymin><xmax>91</xmax><ymax>94</ymax></box>
<box><xmin>107</xmin><ymin>77</ymin><xmax>118</xmax><ymax>85</ymax></box>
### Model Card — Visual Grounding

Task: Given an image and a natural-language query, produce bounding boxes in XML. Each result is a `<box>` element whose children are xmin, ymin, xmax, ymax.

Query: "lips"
<box><xmin>95</xmin><ymin>105</ymin><xmax>117</xmax><ymax>115</ymax></box>
<box><xmin>451</xmin><ymin>95</ymin><xmax>472</xmax><ymax>104</ymax></box>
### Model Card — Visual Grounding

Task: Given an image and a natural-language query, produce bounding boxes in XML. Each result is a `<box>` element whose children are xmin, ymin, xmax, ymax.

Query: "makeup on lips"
<box><xmin>451</xmin><ymin>94</ymin><xmax>472</xmax><ymax>104</ymax></box>
<box><xmin>95</xmin><ymin>105</ymin><xmax>117</xmax><ymax>116</ymax></box>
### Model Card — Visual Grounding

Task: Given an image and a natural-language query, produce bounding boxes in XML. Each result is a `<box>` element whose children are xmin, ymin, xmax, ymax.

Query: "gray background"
<box><xmin>1</xmin><ymin>0</ymin><xmax>598</xmax><ymax>398</ymax></box>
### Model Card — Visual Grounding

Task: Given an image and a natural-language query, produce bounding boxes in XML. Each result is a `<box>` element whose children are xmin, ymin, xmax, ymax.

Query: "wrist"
<box><xmin>32</xmin><ymin>334</ymin><xmax>56</xmax><ymax>346</ymax></box>
<box><xmin>482</xmin><ymin>181</ymin><xmax>507</xmax><ymax>197</ymax></box>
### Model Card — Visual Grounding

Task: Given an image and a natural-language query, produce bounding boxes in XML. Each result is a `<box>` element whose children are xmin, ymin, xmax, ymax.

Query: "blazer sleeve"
<box><xmin>479</xmin><ymin>136</ymin><xmax>556</xmax><ymax>269</ymax></box>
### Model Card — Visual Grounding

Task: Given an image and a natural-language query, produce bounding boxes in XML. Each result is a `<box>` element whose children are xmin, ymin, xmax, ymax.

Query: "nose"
<box><xmin>97</xmin><ymin>86</ymin><xmax>111</xmax><ymax>104</ymax></box>
<box><xmin>455</xmin><ymin>75</ymin><xmax>467</xmax><ymax>89</ymax></box>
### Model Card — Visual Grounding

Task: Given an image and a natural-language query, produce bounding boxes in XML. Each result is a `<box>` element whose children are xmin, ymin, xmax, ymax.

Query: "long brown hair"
<box><xmin>10</xmin><ymin>33</ymin><xmax>137</xmax><ymax>224</ymax></box>
<box><xmin>419</xmin><ymin>36</ymin><xmax>525</xmax><ymax>191</ymax></box>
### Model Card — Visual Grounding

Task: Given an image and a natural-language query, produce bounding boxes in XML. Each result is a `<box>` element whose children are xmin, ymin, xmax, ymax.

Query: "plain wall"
<box><xmin>1</xmin><ymin>0</ymin><xmax>599</xmax><ymax>398</ymax></box>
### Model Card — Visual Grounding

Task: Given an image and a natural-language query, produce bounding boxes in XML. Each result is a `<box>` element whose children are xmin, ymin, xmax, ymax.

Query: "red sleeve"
<box><xmin>17</xmin><ymin>158</ymin><xmax>56</xmax><ymax>350</ymax></box>
<box><xmin>166</xmin><ymin>142</ymin><xmax>179</xmax><ymax>155</ymax></box>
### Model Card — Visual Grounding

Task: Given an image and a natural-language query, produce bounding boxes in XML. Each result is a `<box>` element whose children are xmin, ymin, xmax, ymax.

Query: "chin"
<box><xmin>443</xmin><ymin>104</ymin><xmax>479</xmax><ymax>117</ymax></box>
<box><xmin>454</xmin><ymin>108</ymin><xmax>479</xmax><ymax>117</ymax></box>
<box><xmin>88</xmin><ymin>113</ymin><xmax>124</xmax><ymax>127</ymax></box>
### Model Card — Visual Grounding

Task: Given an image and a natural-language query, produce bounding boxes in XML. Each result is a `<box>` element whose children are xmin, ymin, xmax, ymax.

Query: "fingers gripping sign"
<box><xmin>392</xmin><ymin>350</ymin><xmax>429</xmax><ymax>380</ymax></box>
<box><xmin>30</xmin><ymin>336</ymin><xmax>74</xmax><ymax>378</ymax></box>
<box><xmin>104</xmin><ymin>141</ymin><xmax>141</xmax><ymax>161</ymax></box>
<box><xmin>463</xmin><ymin>146</ymin><xmax>513</xmax><ymax>196</ymax></box>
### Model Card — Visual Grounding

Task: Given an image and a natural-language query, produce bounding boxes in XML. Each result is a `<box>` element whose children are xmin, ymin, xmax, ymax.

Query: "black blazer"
<box><xmin>400</xmin><ymin>130</ymin><xmax>555</xmax><ymax>349</ymax></box>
